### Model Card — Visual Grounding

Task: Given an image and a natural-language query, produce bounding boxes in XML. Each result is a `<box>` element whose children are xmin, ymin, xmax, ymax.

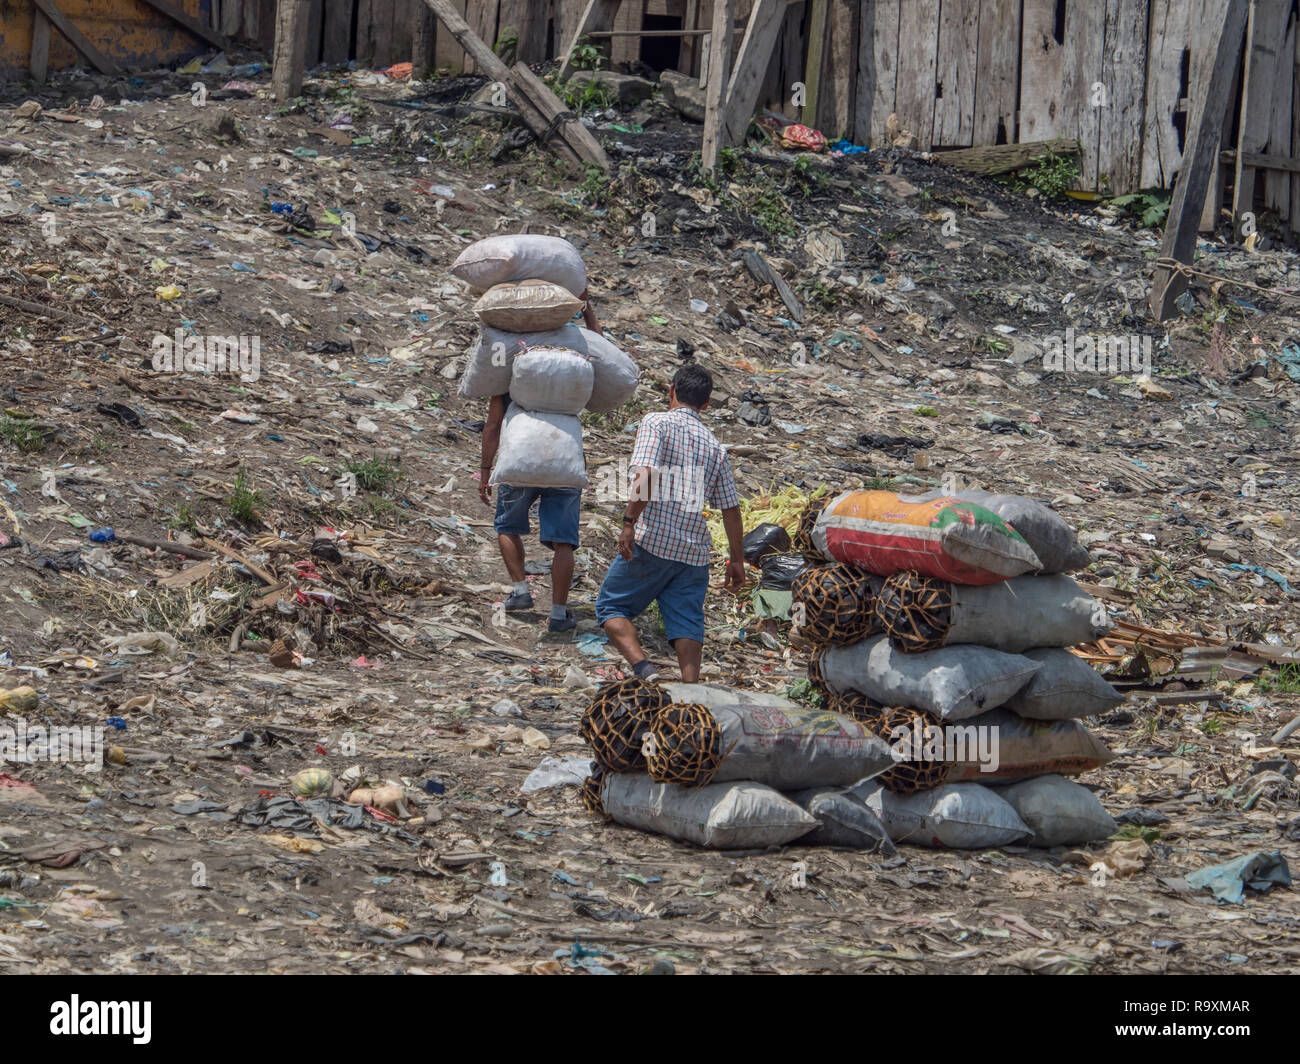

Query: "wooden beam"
<box><xmin>702</xmin><ymin>0</ymin><xmax>736</xmax><ymax>170</ymax></box>
<box><xmin>30</xmin><ymin>8</ymin><xmax>51</xmax><ymax>84</ymax></box>
<box><xmin>723</xmin><ymin>0</ymin><xmax>786</xmax><ymax>145</ymax></box>
<box><xmin>413</xmin><ymin>1</ymin><xmax>436</xmax><ymax>75</ymax></box>
<box><xmin>29</xmin><ymin>0</ymin><xmax>122</xmax><ymax>75</ymax></box>
<box><xmin>135</xmin><ymin>0</ymin><xmax>233</xmax><ymax>50</ymax></box>
<box><xmin>1222</xmin><ymin>148</ymin><xmax>1300</xmax><ymax>174</ymax></box>
<box><xmin>803</xmin><ymin>0</ymin><xmax>828</xmax><ymax>126</ymax></box>
<box><xmin>1233</xmin><ymin>0</ymin><xmax>1293</xmax><ymax>228</ymax></box>
<box><xmin>1149</xmin><ymin>0</ymin><xmax>1250</xmax><ymax>321</ymax></box>
<box><xmin>272</xmin><ymin>0</ymin><xmax>310</xmax><ymax>101</ymax></box>
<box><xmin>421</xmin><ymin>0</ymin><xmax>610</xmax><ymax>170</ymax></box>
<box><xmin>557</xmin><ymin>0</ymin><xmax>621</xmax><ymax>80</ymax></box>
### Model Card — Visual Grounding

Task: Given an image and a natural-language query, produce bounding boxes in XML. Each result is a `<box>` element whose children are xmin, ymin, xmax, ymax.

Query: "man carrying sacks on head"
<box><xmin>597</xmin><ymin>365</ymin><xmax>746</xmax><ymax>682</ymax></box>
<box><xmin>478</xmin><ymin>295</ymin><xmax>602</xmax><ymax>635</ymax></box>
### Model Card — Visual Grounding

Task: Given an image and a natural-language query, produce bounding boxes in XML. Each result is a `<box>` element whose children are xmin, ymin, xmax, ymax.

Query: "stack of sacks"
<box><xmin>793</xmin><ymin>488</ymin><xmax>1120</xmax><ymax>849</ymax></box>
<box><xmin>578</xmin><ymin>680</ymin><xmax>896</xmax><ymax>853</ymax></box>
<box><xmin>452</xmin><ymin>235</ymin><xmax>639</xmax><ymax>488</ymax></box>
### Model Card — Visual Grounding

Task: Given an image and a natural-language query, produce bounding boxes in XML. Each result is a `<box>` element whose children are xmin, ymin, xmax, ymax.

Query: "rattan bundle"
<box><xmin>874</xmin><ymin>570</ymin><xmax>954</xmax><ymax>653</ymax></box>
<box><xmin>645</xmin><ymin>702</ymin><xmax>724</xmax><ymax>787</ymax></box>
<box><xmin>793</xmin><ymin>498</ymin><xmax>826</xmax><ymax>561</ymax></box>
<box><xmin>826</xmin><ymin>688</ymin><xmax>885</xmax><ymax>723</ymax></box>
<box><xmin>791</xmin><ymin>563</ymin><xmax>877</xmax><ymax>645</ymax></box>
<box><xmin>580</xmin><ymin>678</ymin><xmax>671</xmax><ymax>773</ymax></box>
<box><xmin>580</xmin><ymin>768</ymin><xmax>608</xmax><ymax>818</ymax></box>
<box><xmin>862</xmin><ymin>705</ymin><xmax>952</xmax><ymax>795</ymax></box>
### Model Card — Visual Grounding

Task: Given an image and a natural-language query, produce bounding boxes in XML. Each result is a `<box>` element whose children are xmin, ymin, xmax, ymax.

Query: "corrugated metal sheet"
<box><xmin>0</xmin><ymin>0</ymin><xmax>211</xmax><ymax>79</ymax></box>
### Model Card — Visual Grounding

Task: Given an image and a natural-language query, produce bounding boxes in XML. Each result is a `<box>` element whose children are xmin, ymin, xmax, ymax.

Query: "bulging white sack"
<box><xmin>509</xmin><ymin>347</ymin><xmax>594</xmax><ymax>414</ymax></box>
<box><xmin>491</xmin><ymin>407</ymin><xmax>586</xmax><ymax>489</ymax></box>
<box><xmin>992</xmin><ymin>774</ymin><xmax>1117</xmax><ymax>846</ymax></box>
<box><xmin>852</xmin><ymin>781</ymin><xmax>1032</xmax><ymax>849</ymax></box>
<box><xmin>451</xmin><ymin>234</ymin><xmax>587</xmax><ymax>298</ymax></box>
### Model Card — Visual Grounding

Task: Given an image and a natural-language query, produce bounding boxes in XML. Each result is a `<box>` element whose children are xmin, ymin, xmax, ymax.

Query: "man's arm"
<box><xmin>579</xmin><ymin>287</ymin><xmax>601</xmax><ymax>335</ymax></box>
<box><xmin>720</xmin><ymin>505</ymin><xmax>746</xmax><ymax>591</ymax></box>
<box><xmin>479</xmin><ymin>394</ymin><xmax>506</xmax><ymax>505</ymax></box>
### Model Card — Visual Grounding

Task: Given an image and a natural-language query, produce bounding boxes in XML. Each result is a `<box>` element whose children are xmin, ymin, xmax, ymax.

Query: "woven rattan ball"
<box><xmin>645</xmin><ymin>703</ymin><xmax>723</xmax><ymax>787</ymax></box>
<box><xmin>874</xmin><ymin>570</ymin><xmax>954</xmax><ymax>654</ymax></box>
<box><xmin>863</xmin><ymin>705</ymin><xmax>952</xmax><ymax>795</ymax></box>
<box><xmin>579</xmin><ymin>678</ymin><xmax>670</xmax><ymax>773</ymax></box>
<box><xmin>791</xmin><ymin>563</ymin><xmax>876</xmax><ymax>645</ymax></box>
<box><xmin>580</xmin><ymin>768</ymin><xmax>608</xmax><ymax>818</ymax></box>
<box><xmin>793</xmin><ymin>499</ymin><xmax>826</xmax><ymax>561</ymax></box>
<box><xmin>827</xmin><ymin>688</ymin><xmax>885</xmax><ymax>723</ymax></box>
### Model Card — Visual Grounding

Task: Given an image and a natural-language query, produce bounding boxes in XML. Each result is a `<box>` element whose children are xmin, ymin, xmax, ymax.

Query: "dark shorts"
<box><xmin>494</xmin><ymin>484</ymin><xmax>581</xmax><ymax>549</ymax></box>
<box><xmin>595</xmin><ymin>544</ymin><xmax>709</xmax><ymax>644</ymax></box>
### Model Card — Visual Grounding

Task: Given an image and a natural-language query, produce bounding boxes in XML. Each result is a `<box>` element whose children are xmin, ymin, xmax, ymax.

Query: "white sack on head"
<box><xmin>451</xmin><ymin>234</ymin><xmax>587</xmax><ymax>298</ymax></box>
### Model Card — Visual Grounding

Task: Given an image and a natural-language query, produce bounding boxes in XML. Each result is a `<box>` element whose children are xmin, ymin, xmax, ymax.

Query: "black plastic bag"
<box><xmin>743</xmin><ymin>523</ymin><xmax>792</xmax><ymax>564</ymax></box>
<box><xmin>759</xmin><ymin>552</ymin><xmax>809</xmax><ymax>591</ymax></box>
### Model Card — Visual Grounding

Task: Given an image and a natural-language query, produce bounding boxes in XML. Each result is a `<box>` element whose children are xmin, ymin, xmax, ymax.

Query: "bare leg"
<box><xmin>603</xmin><ymin>616</ymin><xmax>648</xmax><ymax>669</ymax></box>
<box><xmin>671</xmin><ymin>638</ymin><xmax>703</xmax><ymax>682</ymax></box>
<box><xmin>498</xmin><ymin>533</ymin><xmax>526</xmax><ymax>583</ymax></box>
<box><xmin>550</xmin><ymin>544</ymin><xmax>574</xmax><ymax>607</ymax></box>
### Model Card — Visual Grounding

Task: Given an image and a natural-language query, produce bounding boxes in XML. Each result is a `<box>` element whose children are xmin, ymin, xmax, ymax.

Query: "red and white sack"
<box><xmin>812</xmin><ymin>490</ymin><xmax>1042</xmax><ymax>584</ymax></box>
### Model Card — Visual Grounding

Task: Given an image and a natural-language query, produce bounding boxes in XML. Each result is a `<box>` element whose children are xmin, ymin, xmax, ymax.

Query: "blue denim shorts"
<box><xmin>596</xmin><ymin>544</ymin><xmax>709</xmax><ymax>644</ymax></box>
<box><xmin>494</xmin><ymin>485</ymin><xmax>581</xmax><ymax>549</ymax></box>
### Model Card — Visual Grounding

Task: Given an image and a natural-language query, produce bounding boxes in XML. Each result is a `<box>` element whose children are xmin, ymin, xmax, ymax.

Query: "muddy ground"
<box><xmin>0</xmin><ymin>59</ymin><xmax>1297</xmax><ymax>974</ymax></box>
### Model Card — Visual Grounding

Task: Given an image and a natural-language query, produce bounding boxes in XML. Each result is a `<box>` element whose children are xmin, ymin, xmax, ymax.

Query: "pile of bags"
<box><xmin>783</xmin><ymin>488</ymin><xmax>1122</xmax><ymax>850</ymax></box>
<box><xmin>579</xmin><ymin>680</ymin><xmax>899</xmax><ymax>852</ymax></box>
<box><xmin>453</xmin><ymin>235</ymin><xmax>639</xmax><ymax>488</ymax></box>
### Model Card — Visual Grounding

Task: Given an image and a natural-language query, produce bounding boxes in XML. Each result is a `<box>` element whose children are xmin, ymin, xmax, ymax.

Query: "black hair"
<box><xmin>671</xmin><ymin>364</ymin><xmax>713</xmax><ymax>409</ymax></box>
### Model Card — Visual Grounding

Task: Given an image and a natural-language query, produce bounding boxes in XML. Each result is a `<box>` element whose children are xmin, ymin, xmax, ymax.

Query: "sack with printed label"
<box><xmin>645</xmin><ymin>701</ymin><xmax>896</xmax><ymax>790</ymax></box>
<box><xmin>490</xmin><ymin>407</ymin><xmax>586</xmax><ymax>488</ymax></box>
<box><xmin>599</xmin><ymin>773</ymin><xmax>817</xmax><ymax>849</ymax></box>
<box><xmin>812</xmin><ymin>490</ymin><xmax>1042</xmax><ymax>584</ymax></box>
<box><xmin>874</xmin><ymin>571</ymin><xmax>1111</xmax><ymax>654</ymax></box>
<box><xmin>820</xmin><ymin>635</ymin><xmax>1042</xmax><ymax>721</ymax></box>
<box><xmin>452</xmin><ymin>234</ymin><xmax>586</xmax><ymax>297</ymax></box>
<box><xmin>474</xmin><ymin>280</ymin><xmax>584</xmax><ymax>332</ymax></box>
<box><xmin>992</xmin><ymin>774</ymin><xmax>1117</xmax><ymax>846</ymax></box>
<box><xmin>851</xmin><ymin>781</ymin><xmax>1032</xmax><ymax>849</ymax></box>
<box><xmin>508</xmin><ymin>347</ymin><xmax>594</xmax><ymax>414</ymax></box>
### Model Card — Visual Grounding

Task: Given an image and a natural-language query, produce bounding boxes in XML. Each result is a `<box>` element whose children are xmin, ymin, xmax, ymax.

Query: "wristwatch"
<box><xmin>622</xmin><ymin>514</ymin><xmax>636</xmax><ymax>525</ymax></box>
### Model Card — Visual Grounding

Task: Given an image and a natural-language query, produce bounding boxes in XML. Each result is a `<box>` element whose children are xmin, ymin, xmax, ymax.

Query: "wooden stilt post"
<box><xmin>701</xmin><ymin>0</ymin><xmax>736</xmax><ymax>170</ymax></box>
<box><xmin>272</xmin><ymin>0</ymin><xmax>310</xmax><ymax>102</ymax></box>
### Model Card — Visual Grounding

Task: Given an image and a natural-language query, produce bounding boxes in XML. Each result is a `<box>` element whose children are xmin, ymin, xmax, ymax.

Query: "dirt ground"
<box><xmin>0</xmin><ymin>58</ymin><xmax>1297</xmax><ymax>975</ymax></box>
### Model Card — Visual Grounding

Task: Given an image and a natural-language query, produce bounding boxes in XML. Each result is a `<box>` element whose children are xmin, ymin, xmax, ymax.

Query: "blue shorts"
<box><xmin>494</xmin><ymin>485</ymin><xmax>581</xmax><ymax>549</ymax></box>
<box><xmin>596</xmin><ymin>544</ymin><xmax>709</xmax><ymax>644</ymax></box>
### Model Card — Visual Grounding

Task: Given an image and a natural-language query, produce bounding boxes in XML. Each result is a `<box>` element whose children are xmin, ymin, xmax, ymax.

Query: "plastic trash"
<box><xmin>520</xmin><ymin>756</ymin><xmax>594</xmax><ymax>793</ymax></box>
<box><xmin>742</xmin><ymin>522</ymin><xmax>792</xmax><ymax>564</ymax></box>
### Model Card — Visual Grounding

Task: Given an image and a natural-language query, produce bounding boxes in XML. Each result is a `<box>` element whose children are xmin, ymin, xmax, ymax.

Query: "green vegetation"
<box><xmin>1256</xmin><ymin>662</ymin><xmax>1300</xmax><ymax>694</ymax></box>
<box><xmin>1110</xmin><ymin>189</ymin><xmax>1172</xmax><ymax>228</ymax></box>
<box><xmin>226</xmin><ymin>467</ymin><xmax>265</xmax><ymax>524</ymax></box>
<box><xmin>1001</xmin><ymin>150</ymin><xmax>1081</xmax><ymax>200</ymax></box>
<box><xmin>346</xmin><ymin>455</ymin><xmax>402</xmax><ymax>495</ymax></box>
<box><xmin>0</xmin><ymin>417</ymin><xmax>49</xmax><ymax>453</ymax></box>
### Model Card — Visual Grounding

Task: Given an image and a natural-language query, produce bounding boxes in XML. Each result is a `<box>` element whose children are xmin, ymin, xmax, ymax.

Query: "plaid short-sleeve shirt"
<box><xmin>628</xmin><ymin>406</ymin><xmax>739</xmax><ymax>567</ymax></box>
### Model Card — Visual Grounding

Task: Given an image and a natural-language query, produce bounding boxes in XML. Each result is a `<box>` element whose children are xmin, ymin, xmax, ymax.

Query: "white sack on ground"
<box><xmin>991</xmin><ymin>774</ymin><xmax>1117</xmax><ymax>846</ymax></box>
<box><xmin>852</xmin><ymin>781</ymin><xmax>1032</xmax><ymax>849</ymax></box>
<box><xmin>1003</xmin><ymin>648</ymin><xmax>1124</xmax><ymax>720</ymax></box>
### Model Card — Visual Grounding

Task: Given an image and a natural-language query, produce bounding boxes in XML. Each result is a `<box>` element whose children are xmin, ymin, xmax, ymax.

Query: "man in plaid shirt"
<box><xmin>596</xmin><ymin>365</ymin><xmax>745</xmax><ymax>682</ymax></box>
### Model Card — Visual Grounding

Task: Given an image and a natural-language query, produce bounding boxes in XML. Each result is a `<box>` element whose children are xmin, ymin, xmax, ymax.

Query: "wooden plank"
<box><xmin>858</xmin><ymin>0</ymin><xmax>898</xmax><ymax>144</ymax></box>
<box><xmin>372</xmin><ymin>0</ymin><xmax>397</xmax><ymax>67</ymax></box>
<box><xmin>30</xmin><ymin>8</ymin><xmax>51</xmax><ymax>84</ymax></box>
<box><xmin>435</xmin><ymin>0</ymin><xmax>469</xmax><ymax>71</ymax></box>
<box><xmin>681</xmin><ymin>0</ymin><xmax>702</xmax><ymax>75</ymax></box>
<box><xmin>135</xmin><ymin>0</ymin><xmax>234</xmax><ymax>50</ymax></box>
<box><xmin>220</xmin><ymin>0</ymin><xmax>244</xmax><ymax>37</ymax></box>
<box><xmin>932</xmin><ymin>0</ymin><xmax>978</xmax><ymax>147</ymax></box>
<box><xmin>1018</xmin><ymin>0</ymin><xmax>1060</xmax><ymax>143</ymax></box>
<box><xmin>1098</xmin><ymin>0</ymin><xmax>1148</xmax><ymax>194</ymax></box>
<box><xmin>558</xmin><ymin>0</ymin><xmax>622</xmax><ymax>79</ymax></box>
<box><xmin>893</xmin><ymin>0</ymin><xmax>938</xmax><ymax>149</ymax></box>
<box><xmin>322</xmin><ymin>0</ymin><xmax>350</xmax><ymax>63</ymax></box>
<box><xmin>1140</xmin><ymin>0</ymin><xmax>1191</xmax><ymax>187</ymax></box>
<box><xmin>303</xmin><ymin>0</ymin><xmax>323</xmax><ymax>65</ymax></box>
<box><xmin>779</xmin><ymin>0</ymin><xmax>805</xmax><ymax>118</ymax></box>
<box><xmin>802</xmin><ymin>0</ymin><xmax>828</xmax><ymax>128</ymax></box>
<box><xmin>817</xmin><ymin>0</ymin><xmax>857</xmax><ymax>140</ymax></box>
<box><xmin>1293</xmin><ymin>16</ymin><xmax>1300</xmax><ymax>232</ymax></box>
<box><xmin>724</xmin><ymin>0</ymin><xmax>785</xmax><ymax>144</ymax></box>
<box><xmin>972</xmin><ymin>0</ymin><xmax>1018</xmax><ymax>145</ymax></box>
<box><xmin>1264</xmin><ymin>5</ymin><xmax>1295</xmax><ymax>220</ymax></box>
<box><xmin>1149</xmin><ymin>0</ymin><xmax>1249</xmax><ymax>320</ymax></box>
<box><xmin>28</xmin><ymin>0</ymin><xmax>122</xmax><ymax>74</ymax></box>
<box><xmin>414</xmin><ymin>0</ymin><xmax>437</xmax><ymax>73</ymax></box>
<box><xmin>1224</xmin><ymin>149</ymin><xmax>1300</xmax><ymax>173</ymax></box>
<box><xmin>510</xmin><ymin>60</ymin><xmax>611</xmax><ymax>168</ymax></box>
<box><xmin>702</xmin><ymin>0</ymin><xmax>736</xmax><ymax>168</ymax></box>
<box><xmin>272</xmin><ymin>0</ymin><xmax>311</xmax><ymax>100</ymax></box>
<box><xmin>1190</xmin><ymin>0</ymin><xmax>1233</xmax><ymax>230</ymax></box>
<box><xmin>517</xmin><ymin>0</ymin><xmax>546</xmax><ymax>63</ymax></box>
<box><xmin>244</xmin><ymin>0</ymin><xmax>260</xmax><ymax>45</ymax></box>
<box><xmin>466</xmin><ymin>0</ymin><xmax>499</xmax><ymax>72</ymax></box>
<box><xmin>611</xmin><ymin>0</ymin><xmax>641</xmax><ymax>66</ymax></box>
<box><xmin>1068</xmin><ymin>0</ymin><xmax>1107</xmax><ymax>190</ymax></box>
<box><xmin>392</xmin><ymin>0</ymin><xmax>416</xmax><ymax>62</ymax></box>
<box><xmin>1234</xmin><ymin>0</ymin><xmax>1293</xmax><ymax>227</ymax></box>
